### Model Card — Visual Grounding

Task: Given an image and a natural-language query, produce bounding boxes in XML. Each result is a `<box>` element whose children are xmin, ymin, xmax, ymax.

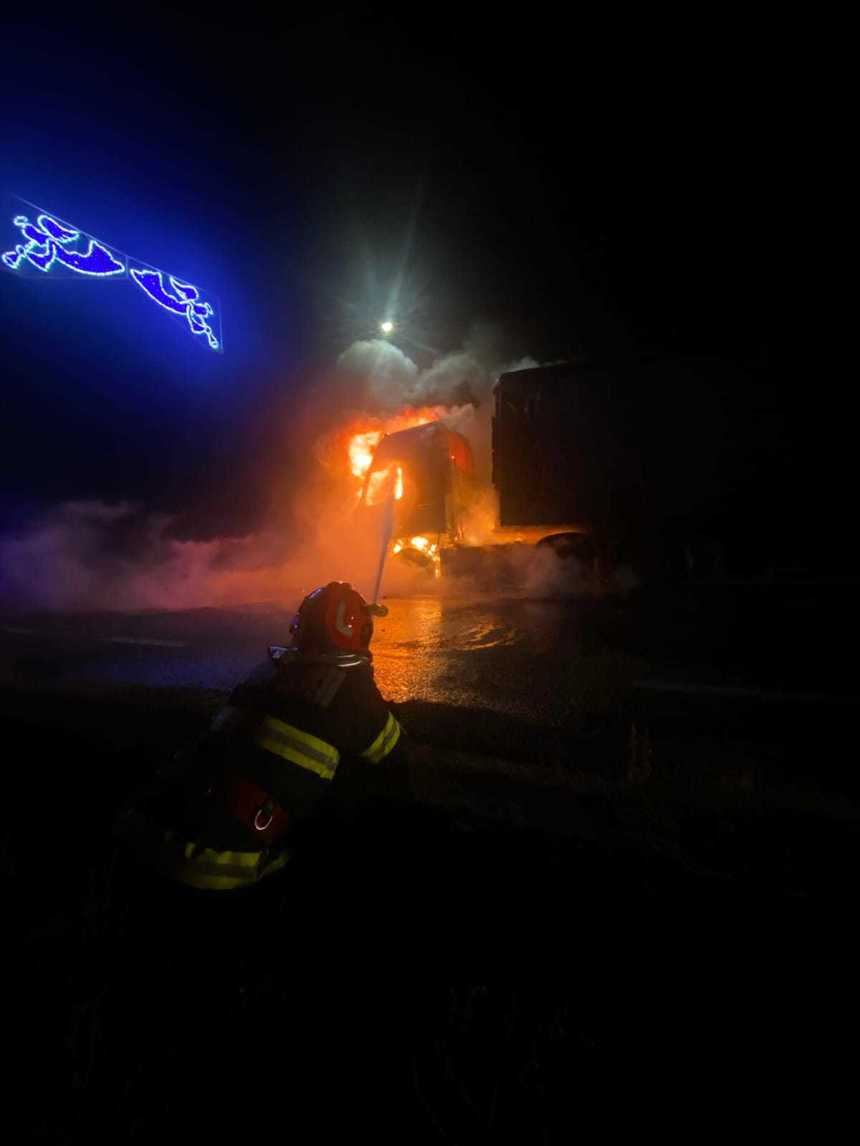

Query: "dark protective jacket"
<box><xmin>114</xmin><ymin>647</ymin><xmax>408</xmax><ymax>891</ymax></box>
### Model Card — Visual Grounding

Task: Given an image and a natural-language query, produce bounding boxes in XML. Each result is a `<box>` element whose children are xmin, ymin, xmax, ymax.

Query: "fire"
<box><xmin>366</xmin><ymin>464</ymin><xmax>404</xmax><ymax>504</ymax></box>
<box><xmin>346</xmin><ymin>405</ymin><xmax>455</xmax><ymax>482</ymax></box>
<box><xmin>390</xmin><ymin>533</ymin><xmax>441</xmax><ymax>578</ymax></box>
<box><xmin>348</xmin><ymin>431</ymin><xmax>383</xmax><ymax>479</ymax></box>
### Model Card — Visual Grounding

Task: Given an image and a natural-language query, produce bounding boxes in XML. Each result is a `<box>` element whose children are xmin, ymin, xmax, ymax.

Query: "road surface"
<box><xmin>2</xmin><ymin>584</ymin><xmax>856</xmax><ymax>722</ymax></box>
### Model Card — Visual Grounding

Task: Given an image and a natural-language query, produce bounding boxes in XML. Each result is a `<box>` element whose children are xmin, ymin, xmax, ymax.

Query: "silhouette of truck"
<box><xmin>361</xmin><ymin>356</ymin><xmax>781</xmax><ymax>585</ymax></box>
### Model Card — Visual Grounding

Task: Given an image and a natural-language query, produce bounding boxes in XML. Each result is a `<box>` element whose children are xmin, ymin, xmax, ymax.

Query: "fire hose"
<box><xmin>368</xmin><ymin>478</ymin><xmax>396</xmax><ymax>617</ymax></box>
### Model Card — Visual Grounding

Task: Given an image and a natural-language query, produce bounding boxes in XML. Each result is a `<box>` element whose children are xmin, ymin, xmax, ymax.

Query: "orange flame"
<box><xmin>346</xmin><ymin>406</ymin><xmax>455</xmax><ymax>482</ymax></box>
<box><xmin>366</xmin><ymin>464</ymin><xmax>404</xmax><ymax>504</ymax></box>
<box><xmin>348</xmin><ymin>431</ymin><xmax>383</xmax><ymax>479</ymax></box>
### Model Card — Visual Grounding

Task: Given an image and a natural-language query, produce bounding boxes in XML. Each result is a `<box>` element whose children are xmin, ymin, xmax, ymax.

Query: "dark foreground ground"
<box><xmin>4</xmin><ymin>645</ymin><xmax>859</xmax><ymax>1141</ymax></box>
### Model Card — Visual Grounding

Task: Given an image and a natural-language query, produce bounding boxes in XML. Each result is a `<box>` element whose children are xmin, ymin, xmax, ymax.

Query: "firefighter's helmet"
<box><xmin>289</xmin><ymin>582</ymin><xmax>384</xmax><ymax>656</ymax></box>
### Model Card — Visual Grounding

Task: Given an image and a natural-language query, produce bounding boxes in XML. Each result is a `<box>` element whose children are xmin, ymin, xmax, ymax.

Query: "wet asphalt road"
<box><xmin>0</xmin><ymin>596</ymin><xmax>594</xmax><ymax>723</ymax></box>
<box><xmin>1</xmin><ymin>584</ymin><xmax>857</xmax><ymax>724</ymax></box>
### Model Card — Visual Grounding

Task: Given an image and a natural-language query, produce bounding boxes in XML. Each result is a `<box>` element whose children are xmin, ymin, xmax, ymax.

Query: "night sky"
<box><xmin>1</xmin><ymin>12</ymin><xmax>775</xmax><ymax>546</ymax></box>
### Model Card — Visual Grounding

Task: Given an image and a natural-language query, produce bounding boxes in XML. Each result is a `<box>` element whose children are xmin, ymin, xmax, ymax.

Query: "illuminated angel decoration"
<box><xmin>130</xmin><ymin>268</ymin><xmax>220</xmax><ymax>350</ymax></box>
<box><xmin>1</xmin><ymin>213</ymin><xmax>126</xmax><ymax>276</ymax></box>
<box><xmin>3</xmin><ymin>206</ymin><xmax>221</xmax><ymax>351</ymax></box>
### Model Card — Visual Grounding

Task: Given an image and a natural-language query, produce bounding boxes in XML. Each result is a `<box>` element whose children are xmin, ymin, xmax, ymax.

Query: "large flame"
<box><xmin>348</xmin><ymin>431</ymin><xmax>383</xmax><ymax>479</ymax></box>
<box><xmin>321</xmin><ymin>405</ymin><xmax>469</xmax><ymax>577</ymax></box>
<box><xmin>343</xmin><ymin>404</ymin><xmax>460</xmax><ymax>508</ymax></box>
<box><xmin>346</xmin><ymin>406</ymin><xmax>455</xmax><ymax>483</ymax></box>
<box><xmin>366</xmin><ymin>464</ymin><xmax>404</xmax><ymax>504</ymax></box>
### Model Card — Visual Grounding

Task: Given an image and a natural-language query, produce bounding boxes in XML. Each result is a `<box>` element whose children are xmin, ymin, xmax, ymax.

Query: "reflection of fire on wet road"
<box><xmin>1</xmin><ymin>595</ymin><xmax>643</xmax><ymax>730</ymax></box>
<box><xmin>370</xmin><ymin>596</ymin><xmax>592</xmax><ymax>721</ymax></box>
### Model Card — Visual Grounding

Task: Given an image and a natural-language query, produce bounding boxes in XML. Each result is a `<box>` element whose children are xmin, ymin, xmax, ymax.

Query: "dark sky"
<box><xmin>0</xmin><ymin>11</ymin><xmax>774</xmax><ymax>539</ymax></box>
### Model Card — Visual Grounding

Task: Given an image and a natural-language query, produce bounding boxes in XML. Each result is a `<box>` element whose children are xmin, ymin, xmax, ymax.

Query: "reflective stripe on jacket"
<box><xmin>116</xmin><ymin>657</ymin><xmax>407</xmax><ymax>891</ymax></box>
<box><xmin>172</xmin><ymin>839</ymin><xmax>293</xmax><ymax>891</ymax></box>
<box><xmin>116</xmin><ymin>808</ymin><xmax>293</xmax><ymax>891</ymax></box>
<box><xmin>255</xmin><ymin>714</ymin><xmax>341</xmax><ymax>780</ymax></box>
<box><xmin>361</xmin><ymin>711</ymin><xmax>402</xmax><ymax>763</ymax></box>
<box><xmin>255</xmin><ymin>709</ymin><xmax>402</xmax><ymax>775</ymax></box>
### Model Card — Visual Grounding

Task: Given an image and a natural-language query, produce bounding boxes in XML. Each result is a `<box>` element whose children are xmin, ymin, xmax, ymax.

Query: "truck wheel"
<box><xmin>535</xmin><ymin>532</ymin><xmax>596</xmax><ymax>561</ymax></box>
<box><xmin>395</xmin><ymin>547</ymin><xmax>435</xmax><ymax>573</ymax></box>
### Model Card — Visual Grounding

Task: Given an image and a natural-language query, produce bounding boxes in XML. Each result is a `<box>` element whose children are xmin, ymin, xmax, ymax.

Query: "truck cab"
<box><xmin>359</xmin><ymin>405</ymin><xmax>595</xmax><ymax>586</ymax></box>
<box><xmin>359</xmin><ymin>421</ymin><xmax>477</xmax><ymax>574</ymax></box>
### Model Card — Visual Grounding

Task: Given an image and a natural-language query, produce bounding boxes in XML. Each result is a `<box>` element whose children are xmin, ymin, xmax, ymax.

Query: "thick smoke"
<box><xmin>0</xmin><ymin>323</ymin><xmax>578</xmax><ymax>613</ymax></box>
<box><xmin>0</xmin><ymin>490</ymin><xmax>399</xmax><ymax>613</ymax></box>
<box><xmin>336</xmin><ymin>322</ymin><xmax>537</xmax><ymax>483</ymax></box>
<box><xmin>0</xmin><ymin>501</ymin><xmax>294</xmax><ymax>612</ymax></box>
<box><xmin>338</xmin><ymin>321</ymin><xmax>537</xmax><ymax>412</ymax></box>
<box><xmin>336</xmin><ymin>340</ymin><xmax>419</xmax><ymax>409</ymax></box>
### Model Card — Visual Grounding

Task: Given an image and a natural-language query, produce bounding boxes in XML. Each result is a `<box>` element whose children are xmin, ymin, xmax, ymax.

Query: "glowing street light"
<box><xmin>380</xmin><ymin>320</ymin><xmax>394</xmax><ymax>336</ymax></box>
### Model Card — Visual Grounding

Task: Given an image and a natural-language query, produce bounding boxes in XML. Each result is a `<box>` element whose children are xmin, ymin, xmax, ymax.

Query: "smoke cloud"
<box><xmin>335</xmin><ymin>322</ymin><xmax>538</xmax><ymax>483</ymax></box>
<box><xmin>336</xmin><ymin>340</ymin><xmax>419</xmax><ymax>409</ymax></box>
<box><xmin>0</xmin><ymin>501</ymin><xmax>291</xmax><ymax>612</ymax></box>
<box><xmin>0</xmin><ymin>323</ymin><xmax>582</xmax><ymax>613</ymax></box>
<box><xmin>337</xmin><ymin>322</ymin><xmax>537</xmax><ymax>413</ymax></box>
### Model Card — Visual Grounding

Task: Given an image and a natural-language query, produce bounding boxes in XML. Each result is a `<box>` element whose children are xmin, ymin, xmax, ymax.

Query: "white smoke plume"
<box><xmin>0</xmin><ymin>325</ymin><xmax>561</xmax><ymax>613</ymax></box>
<box><xmin>0</xmin><ymin>490</ymin><xmax>434</xmax><ymax>613</ymax></box>
<box><xmin>336</xmin><ymin>323</ymin><xmax>538</xmax><ymax>483</ymax></box>
<box><xmin>336</xmin><ymin>339</ymin><xmax>419</xmax><ymax>408</ymax></box>
<box><xmin>337</xmin><ymin>321</ymin><xmax>538</xmax><ymax>412</ymax></box>
<box><xmin>0</xmin><ymin>501</ymin><xmax>294</xmax><ymax>612</ymax></box>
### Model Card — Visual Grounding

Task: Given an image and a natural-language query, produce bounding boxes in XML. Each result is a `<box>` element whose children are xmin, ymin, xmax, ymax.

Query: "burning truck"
<box><xmin>357</xmin><ymin>419</ymin><xmax>483</xmax><ymax>578</ymax></box>
<box><xmin>345</xmin><ymin>355</ymin><xmax>775</xmax><ymax>590</ymax></box>
<box><xmin>348</xmin><ymin>370</ymin><xmax>598</xmax><ymax>587</ymax></box>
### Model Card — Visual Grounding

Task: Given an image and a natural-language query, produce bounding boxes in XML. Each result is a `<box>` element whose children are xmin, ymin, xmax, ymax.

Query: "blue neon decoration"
<box><xmin>130</xmin><ymin>267</ymin><xmax>220</xmax><ymax>350</ymax></box>
<box><xmin>2</xmin><ymin>213</ymin><xmax>126</xmax><ymax>276</ymax></box>
<box><xmin>3</xmin><ymin>205</ymin><xmax>221</xmax><ymax>351</ymax></box>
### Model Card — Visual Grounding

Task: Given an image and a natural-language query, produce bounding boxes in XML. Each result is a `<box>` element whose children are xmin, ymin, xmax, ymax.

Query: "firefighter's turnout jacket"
<box><xmin>114</xmin><ymin>646</ymin><xmax>406</xmax><ymax>891</ymax></box>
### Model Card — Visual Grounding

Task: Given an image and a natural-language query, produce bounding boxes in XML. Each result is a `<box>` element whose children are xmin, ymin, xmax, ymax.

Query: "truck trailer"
<box><xmin>359</xmin><ymin>356</ymin><xmax>779</xmax><ymax>586</ymax></box>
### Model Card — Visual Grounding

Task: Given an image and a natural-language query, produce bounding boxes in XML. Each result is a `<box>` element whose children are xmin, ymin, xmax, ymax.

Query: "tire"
<box><xmin>535</xmin><ymin>532</ymin><xmax>596</xmax><ymax>561</ymax></box>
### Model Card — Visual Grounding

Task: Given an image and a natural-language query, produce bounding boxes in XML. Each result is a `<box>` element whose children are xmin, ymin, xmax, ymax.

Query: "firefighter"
<box><xmin>113</xmin><ymin>581</ymin><xmax>410</xmax><ymax>893</ymax></box>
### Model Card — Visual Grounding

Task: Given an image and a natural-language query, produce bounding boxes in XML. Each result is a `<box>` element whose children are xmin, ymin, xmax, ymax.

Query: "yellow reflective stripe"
<box><xmin>119</xmin><ymin>815</ymin><xmax>292</xmax><ymax>892</ymax></box>
<box><xmin>259</xmin><ymin>848</ymin><xmax>293</xmax><ymax>880</ymax></box>
<box><xmin>182</xmin><ymin>840</ymin><xmax>260</xmax><ymax>866</ymax></box>
<box><xmin>361</xmin><ymin>711</ymin><xmax>401</xmax><ymax>763</ymax></box>
<box><xmin>175</xmin><ymin>840</ymin><xmax>293</xmax><ymax>891</ymax></box>
<box><xmin>255</xmin><ymin>714</ymin><xmax>340</xmax><ymax>781</ymax></box>
<box><xmin>176</xmin><ymin>841</ymin><xmax>262</xmax><ymax>890</ymax></box>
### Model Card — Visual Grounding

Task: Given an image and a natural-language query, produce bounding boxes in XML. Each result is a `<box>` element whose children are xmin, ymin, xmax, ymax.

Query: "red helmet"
<box><xmin>289</xmin><ymin>582</ymin><xmax>377</xmax><ymax>656</ymax></box>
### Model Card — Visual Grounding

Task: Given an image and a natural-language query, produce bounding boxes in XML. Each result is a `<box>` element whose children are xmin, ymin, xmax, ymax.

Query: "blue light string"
<box><xmin>3</xmin><ymin>207</ymin><xmax>221</xmax><ymax>351</ymax></box>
